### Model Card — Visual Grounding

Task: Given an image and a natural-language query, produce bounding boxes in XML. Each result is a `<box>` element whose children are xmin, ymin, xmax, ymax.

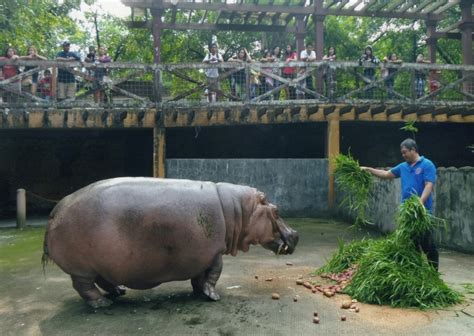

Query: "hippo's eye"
<box><xmin>270</xmin><ymin>204</ymin><xmax>279</xmax><ymax>218</ymax></box>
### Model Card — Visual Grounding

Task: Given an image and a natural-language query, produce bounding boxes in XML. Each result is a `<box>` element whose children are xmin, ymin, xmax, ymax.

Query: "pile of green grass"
<box><xmin>334</xmin><ymin>153</ymin><xmax>373</xmax><ymax>226</ymax></box>
<box><xmin>317</xmin><ymin>196</ymin><xmax>462</xmax><ymax>309</ymax></box>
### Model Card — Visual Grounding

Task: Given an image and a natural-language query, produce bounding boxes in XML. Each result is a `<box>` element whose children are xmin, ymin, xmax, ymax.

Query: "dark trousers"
<box><xmin>414</xmin><ymin>231</ymin><xmax>439</xmax><ymax>271</ymax></box>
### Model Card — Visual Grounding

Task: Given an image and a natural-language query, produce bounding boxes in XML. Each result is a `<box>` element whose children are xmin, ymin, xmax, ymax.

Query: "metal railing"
<box><xmin>1</xmin><ymin>59</ymin><xmax>473</xmax><ymax>108</ymax></box>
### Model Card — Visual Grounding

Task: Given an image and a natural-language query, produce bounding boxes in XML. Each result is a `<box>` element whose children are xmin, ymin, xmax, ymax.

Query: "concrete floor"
<box><xmin>0</xmin><ymin>217</ymin><xmax>473</xmax><ymax>336</ymax></box>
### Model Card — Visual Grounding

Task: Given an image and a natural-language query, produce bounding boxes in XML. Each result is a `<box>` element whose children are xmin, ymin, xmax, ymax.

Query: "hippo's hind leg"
<box><xmin>95</xmin><ymin>275</ymin><xmax>126</xmax><ymax>298</ymax></box>
<box><xmin>191</xmin><ymin>255</ymin><xmax>223</xmax><ymax>301</ymax></box>
<box><xmin>71</xmin><ymin>275</ymin><xmax>113</xmax><ymax>308</ymax></box>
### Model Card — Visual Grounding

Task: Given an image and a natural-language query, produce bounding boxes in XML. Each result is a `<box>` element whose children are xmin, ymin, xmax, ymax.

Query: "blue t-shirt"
<box><xmin>56</xmin><ymin>51</ymin><xmax>80</xmax><ymax>83</ymax></box>
<box><xmin>390</xmin><ymin>156</ymin><xmax>436</xmax><ymax>211</ymax></box>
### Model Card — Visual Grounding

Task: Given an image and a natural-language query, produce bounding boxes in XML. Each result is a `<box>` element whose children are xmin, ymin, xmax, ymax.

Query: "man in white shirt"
<box><xmin>300</xmin><ymin>43</ymin><xmax>316</xmax><ymax>98</ymax></box>
<box><xmin>202</xmin><ymin>43</ymin><xmax>223</xmax><ymax>102</ymax></box>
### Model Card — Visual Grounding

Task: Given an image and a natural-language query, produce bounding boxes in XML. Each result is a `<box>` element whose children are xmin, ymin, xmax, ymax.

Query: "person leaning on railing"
<box><xmin>382</xmin><ymin>53</ymin><xmax>402</xmax><ymax>99</ymax></box>
<box><xmin>202</xmin><ymin>43</ymin><xmax>223</xmax><ymax>103</ymax></box>
<box><xmin>358</xmin><ymin>45</ymin><xmax>380</xmax><ymax>99</ymax></box>
<box><xmin>20</xmin><ymin>46</ymin><xmax>47</xmax><ymax>97</ymax></box>
<box><xmin>55</xmin><ymin>40</ymin><xmax>81</xmax><ymax>101</ymax></box>
<box><xmin>93</xmin><ymin>46</ymin><xmax>112</xmax><ymax>104</ymax></box>
<box><xmin>322</xmin><ymin>46</ymin><xmax>337</xmax><ymax>98</ymax></box>
<box><xmin>282</xmin><ymin>44</ymin><xmax>297</xmax><ymax>100</ymax></box>
<box><xmin>415</xmin><ymin>54</ymin><xmax>430</xmax><ymax>98</ymax></box>
<box><xmin>0</xmin><ymin>46</ymin><xmax>20</xmax><ymax>103</ymax></box>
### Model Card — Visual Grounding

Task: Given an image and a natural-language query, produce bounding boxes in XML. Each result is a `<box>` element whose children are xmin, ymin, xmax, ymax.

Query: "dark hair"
<box><xmin>4</xmin><ymin>47</ymin><xmax>14</xmax><ymax>57</ymax></box>
<box><xmin>306</xmin><ymin>43</ymin><xmax>313</xmax><ymax>48</ymax></box>
<box><xmin>400</xmin><ymin>138</ymin><xmax>418</xmax><ymax>152</ymax></box>
<box><xmin>327</xmin><ymin>46</ymin><xmax>336</xmax><ymax>55</ymax></box>
<box><xmin>209</xmin><ymin>43</ymin><xmax>217</xmax><ymax>49</ymax></box>
<box><xmin>273</xmin><ymin>46</ymin><xmax>281</xmax><ymax>58</ymax></box>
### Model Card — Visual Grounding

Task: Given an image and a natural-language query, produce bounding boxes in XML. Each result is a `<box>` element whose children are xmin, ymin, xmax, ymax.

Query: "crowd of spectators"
<box><xmin>0</xmin><ymin>40</ymin><xmax>439</xmax><ymax>104</ymax></box>
<box><xmin>0</xmin><ymin>41</ymin><xmax>112</xmax><ymax>103</ymax></box>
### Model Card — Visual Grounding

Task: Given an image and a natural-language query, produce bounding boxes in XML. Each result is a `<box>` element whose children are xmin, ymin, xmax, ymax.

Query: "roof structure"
<box><xmin>122</xmin><ymin>0</ymin><xmax>464</xmax><ymax>32</ymax></box>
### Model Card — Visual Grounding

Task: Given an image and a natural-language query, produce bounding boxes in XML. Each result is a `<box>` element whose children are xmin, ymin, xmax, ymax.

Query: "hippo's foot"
<box><xmin>202</xmin><ymin>282</ymin><xmax>220</xmax><ymax>301</ymax></box>
<box><xmin>87</xmin><ymin>297</ymin><xmax>113</xmax><ymax>309</ymax></box>
<box><xmin>191</xmin><ymin>255</ymin><xmax>223</xmax><ymax>301</ymax></box>
<box><xmin>72</xmin><ymin>275</ymin><xmax>115</xmax><ymax>308</ymax></box>
<box><xmin>95</xmin><ymin>276</ymin><xmax>126</xmax><ymax>298</ymax></box>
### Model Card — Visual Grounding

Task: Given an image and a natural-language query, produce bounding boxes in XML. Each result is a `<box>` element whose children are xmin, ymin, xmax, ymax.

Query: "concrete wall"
<box><xmin>166</xmin><ymin>159</ymin><xmax>329</xmax><ymax>217</ymax></box>
<box><xmin>336</xmin><ymin>167</ymin><xmax>474</xmax><ymax>254</ymax></box>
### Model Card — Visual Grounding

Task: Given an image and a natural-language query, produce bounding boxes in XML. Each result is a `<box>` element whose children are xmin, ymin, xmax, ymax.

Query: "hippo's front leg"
<box><xmin>191</xmin><ymin>254</ymin><xmax>223</xmax><ymax>301</ymax></box>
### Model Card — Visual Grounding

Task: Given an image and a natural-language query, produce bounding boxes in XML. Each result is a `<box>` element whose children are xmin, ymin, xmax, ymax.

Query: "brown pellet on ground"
<box><xmin>296</xmin><ymin>279</ymin><xmax>304</xmax><ymax>285</ymax></box>
<box><xmin>313</xmin><ymin>311</ymin><xmax>318</xmax><ymax>317</ymax></box>
<box><xmin>341</xmin><ymin>315</ymin><xmax>346</xmax><ymax>321</ymax></box>
<box><xmin>271</xmin><ymin>293</ymin><xmax>280</xmax><ymax>300</ymax></box>
<box><xmin>313</xmin><ymin>317</ymin><xmax>320</xmax><ymax>324</ymax></box>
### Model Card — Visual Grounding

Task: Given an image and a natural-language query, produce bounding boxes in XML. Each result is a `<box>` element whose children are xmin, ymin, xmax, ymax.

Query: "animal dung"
<box><xmin>254</xmin><ymin>275</ymin><xmax>258</xmax><ymax>279</ymax></box>
<box><xmin>341</xmin><ymin>315</ymin><xmax>347</xmax><ymax>321</ymax></box>
<box><xmin>271</xmin><ymin>293</ymin><xmax>280</xmax><ymax>300</ymax></box>
<box><xmin>293</xmin><ymin>295</ymin><xmax>298</xmax><ymax>302</ymax></box>
<box><xmin>265</xmin><ymin>278</ymin><xmax>273</xmax><ymax>282</ymax></box>
<box><xmin>313</xmin><ymin>317</ymin><xmax>320</xmax><ymax>324</ymax></box>
<box><xmin>286</xmin><ymin>262</ymin><xmax>293</xmax><ymax>266</ymax></box>
<box><xmin>296</xmin><ymin>279</ymin><xmax>304</xmax><ymax>285</ymax></box>
<box><xmin>313</xmin><ymin>311</ymin><xmax>318</xmax><ymax>317</ymax></box>
<box><xmin>323</xmin><ymin>290</ymin><xmax>335</xmax><ymax>297</ymax></box>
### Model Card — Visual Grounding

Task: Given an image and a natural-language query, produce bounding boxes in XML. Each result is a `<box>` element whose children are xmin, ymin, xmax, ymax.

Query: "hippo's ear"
<box><xmin>257</xmin><ymin>192</ymin><xmax>267</xmax><ymax>204</ymax></box>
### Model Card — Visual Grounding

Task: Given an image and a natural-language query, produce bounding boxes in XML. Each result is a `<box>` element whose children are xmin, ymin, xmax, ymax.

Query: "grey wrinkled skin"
<box><xmin>43</xmin><ymin>177</ymin><xmax>298</xmax><ymax>308</ymax></box>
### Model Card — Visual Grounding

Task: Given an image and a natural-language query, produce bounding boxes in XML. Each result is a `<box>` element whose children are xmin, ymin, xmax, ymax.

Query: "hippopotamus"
<box><xmin>43</xmin><ymin>177</ymin><xmax>298</xmax><ymax>308</ymax></box>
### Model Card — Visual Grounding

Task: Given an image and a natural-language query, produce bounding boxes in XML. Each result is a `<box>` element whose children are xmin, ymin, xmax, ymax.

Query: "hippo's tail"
<box><xmin>41</xmin><ymin>216</ymin><xmax>55</xmax><ymax>274</ymax></box>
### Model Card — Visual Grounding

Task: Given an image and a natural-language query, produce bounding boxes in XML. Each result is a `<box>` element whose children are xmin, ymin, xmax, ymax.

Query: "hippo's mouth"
<box><xmin>264</xmin><ymin>238</ymin><xmax>295</xmax><ymax>255</ymax></box>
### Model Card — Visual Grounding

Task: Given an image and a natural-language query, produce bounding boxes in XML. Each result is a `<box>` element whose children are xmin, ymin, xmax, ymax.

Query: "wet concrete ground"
<box><xmin>0</xmin><ymin>217</ymin><xmax>473</xmax><ymax>336</ymax></box>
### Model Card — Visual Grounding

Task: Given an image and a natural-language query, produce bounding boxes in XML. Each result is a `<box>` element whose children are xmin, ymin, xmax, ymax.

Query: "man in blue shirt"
<box><xmin>55</xmin><ymin>41</ymin><xmax>81</xmax><ymax>101</ymax></box>
<box><xmin>361</xmin><ymin>138</ymin><xmax>439</xmax><ymax>270</ymax></box>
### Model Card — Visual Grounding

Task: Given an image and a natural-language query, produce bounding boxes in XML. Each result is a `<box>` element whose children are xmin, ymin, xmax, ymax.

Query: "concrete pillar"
<box><xmin>326</xmin><ymin>113</ymin><xmax>340</xmax><ymax>209</ymax></box>
<box><xmin>16</xmin><ymin>189</ymin><xmax>26</xmax><ymax>229</ymax></box>
<box><xmin>153</xmin><ymin>126</ymin><xmax>166</xmax><ymax>178</ymax></box>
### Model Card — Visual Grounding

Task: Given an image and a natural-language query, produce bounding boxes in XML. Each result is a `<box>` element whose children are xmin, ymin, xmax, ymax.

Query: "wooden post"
<box><xmin>152</xmin><ymin>8</ymin><xmax>163</xmax><ymax>103</ymax></box>
<box><xmin>426</xmin><ymin>20</ymin><xmax>438</xmax><ymax>64</ymax></box>
<box><xmin>460</xmin><ymin>0</ymin><xmax>473</xmax><ymax>95</ymax></box>
<box><xmin>51</xmin><ymin>66</ymin><xmax>57</xmax><ymax>100</ymax></box>
<box><xmin>296</xmin><ymin>16</ymin><xmax>306</xmax><ymax>56</ymax></box>
<box><xmin>16</xmin><ymin>189</ymin><xmax>26</xmax><ymax>229</ymax></box>
<box><xmin>314</xmin><ymin>1</ymin><xmax>325</xmax><ymax>94</ymax></box>
<box><xmin>153</xmin><ymin>126</ymin><xmax>166</xmax><ymax>178</ymax></box>
<box><xmin>327</xmin><ymin>112</ymin><xmax>340</xmax><ymax>210</ymax></box>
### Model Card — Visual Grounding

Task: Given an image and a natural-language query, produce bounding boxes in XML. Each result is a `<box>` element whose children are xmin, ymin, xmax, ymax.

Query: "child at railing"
<box><xmin>382</xmin><ymin>53</ymin><xmax>402</xmax><ymax>99</ymax></box>
<box><xmin>38</xmin><ymin>69</ymin><xmax>53</xmax><ymax>101</ymax></box>
<box><xmin>415</xmin><ymin>54</ymin><xmax>430</xmax><ymax>98</ymax></box>
<box><xmin>260</xmin><ymin>50</ymin><xmax>276</xmax><ymax>100</ymax></box>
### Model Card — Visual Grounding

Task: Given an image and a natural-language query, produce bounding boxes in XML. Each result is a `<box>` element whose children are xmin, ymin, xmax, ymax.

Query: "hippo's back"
<box><xmin>46</xmin><ymin>178</ymin><xmax>228</xmax><ymax>288</ymax></box>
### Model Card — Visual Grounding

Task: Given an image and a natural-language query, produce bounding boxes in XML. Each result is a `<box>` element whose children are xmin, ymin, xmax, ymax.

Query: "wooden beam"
<box><xmin>434</xmin><ymin>0</ymin><xmax>461</xmax><ymax>15</ymax></box>
<box><xmin>408</xmin><ymin>0</ymin><xmax>432</xmax><ymax>14</ymax></box>
<box><xmin>160</xmin><ymin>22</ymin><xmax>298</xmax><ymax>32</ymax></box>
<box><xmin>327</xmin><ymin>111</ymin><xmax>340</xmax><ymax>210</ymax></box>
<box><xmin>153</xmin><ymin>125</ymin><xmax>166</xmax><ymax>178</ymax></box>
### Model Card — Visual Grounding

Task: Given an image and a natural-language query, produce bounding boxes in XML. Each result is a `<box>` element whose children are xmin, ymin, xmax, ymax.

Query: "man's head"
<box><xmin>209</xmin><ymin>43</ymin><xmax>217</xmax><ymax>54</ymax></box>
<box><xmin>62</xmin><ymin>41</ymin><xmax>71</xmax><ymax>52</ymax></box>
<box><xmin>44</xmin><ymin>69</ymin><xmax>52</xmax><ymax>78</ymax></box>
<box><xmin>400</xmin><ymin>138</ymin><xmax>419</xmax><ymax>163</ymax></box>
<box><xmin>305</xmin><ymin>43</ymin><xmax>313</xmax><ymax>52</ymax></box>
<box><xmin>88</xmin><ymin>46</ymin><xmax>96</xmax><ymax>54</ymax></box>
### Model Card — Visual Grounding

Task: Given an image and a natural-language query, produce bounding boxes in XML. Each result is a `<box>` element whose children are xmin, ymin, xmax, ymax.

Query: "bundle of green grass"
<box><xmin>319</xmin><ymin>154</ymin><xmax>462</xmax><ymax>309</ymax></box>
<box><xmin>333</xmin><ymin>153</ymin><xmax>373</xmax><ymax>226</ymax></box>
